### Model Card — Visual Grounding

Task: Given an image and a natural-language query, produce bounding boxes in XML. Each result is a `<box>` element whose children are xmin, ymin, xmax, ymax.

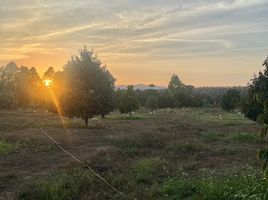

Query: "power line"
<box><xmin>40</xmin><ymin>128</ymin><xmax>134</xmax><ymax>199</ymax></box>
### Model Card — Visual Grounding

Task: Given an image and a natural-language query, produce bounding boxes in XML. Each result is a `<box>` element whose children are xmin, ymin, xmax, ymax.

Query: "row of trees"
<box><xmin>0</xmin><ymin>48</ymin><xmax>116</xmax><ymax>126</ymax></box>
<box><xmin>0</xmin><ymin>62</ymin><xmax>44</xmax><ymax>109</ymax></box>
<box><xmin>0</xmin><ymin>46</ymin><xmax>253</xmax><ymax>126</ymax></box>
<box><xmin>114</xmin><ymin>74</ymin><xmax>232</xmax><ymax>116</ymax></box>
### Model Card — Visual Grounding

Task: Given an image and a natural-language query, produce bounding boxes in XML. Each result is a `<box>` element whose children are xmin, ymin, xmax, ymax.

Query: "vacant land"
<box><xmin>0</xmin><ymin>108</ymin><xmax>267</xmax><ymax>200</ymax></box>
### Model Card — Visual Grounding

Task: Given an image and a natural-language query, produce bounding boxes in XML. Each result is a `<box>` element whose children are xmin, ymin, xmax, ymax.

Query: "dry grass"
<box><xmin>0</xmin><ymin>108</ymin><xmax>266</xmax><ymax>199</ymax></box>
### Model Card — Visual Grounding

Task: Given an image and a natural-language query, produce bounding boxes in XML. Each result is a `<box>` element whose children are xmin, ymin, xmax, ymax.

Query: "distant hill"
<box><xmin>116</xmin><ymin>84</ymin><xmax>167</xmax><ymax>90</ymax></box>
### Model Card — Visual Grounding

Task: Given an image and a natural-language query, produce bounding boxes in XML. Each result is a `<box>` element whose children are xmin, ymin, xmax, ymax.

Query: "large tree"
<box><xmin>62</xmin><ymin>47</ymin><xmax>115</xmax><ymax>126</ymax></box>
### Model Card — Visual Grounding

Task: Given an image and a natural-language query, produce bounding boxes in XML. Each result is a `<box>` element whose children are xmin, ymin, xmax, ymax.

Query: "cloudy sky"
<box><xmin>0</xmin><ymin>0</ymin><xmax>267</xmax><ymax>86</ymax></box>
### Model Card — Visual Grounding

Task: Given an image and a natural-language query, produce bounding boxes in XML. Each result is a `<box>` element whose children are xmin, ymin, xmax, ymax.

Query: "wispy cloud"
<box><xmin>0</xmin><ymin>0</ymin><xmax>267</xmax><ymax>86</ymax></box>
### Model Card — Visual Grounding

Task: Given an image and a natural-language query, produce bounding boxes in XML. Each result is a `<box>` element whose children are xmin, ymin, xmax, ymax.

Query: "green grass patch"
<box><xmin>115</xmin><ymin>131</ymin><xmax>170</xmax><ymax>153</ymax></box>
<box><xmin>133</xmin><ymin>158</ymin><xmax>163</xmax><ymax>183</ymax></box>
<box><xmin>154</xmin><ymin>168</ymin><xmax>266</xmax><ymax>200</ymax></box>
<box><xmin>174</xmin><ymin>108</ymin><xmax>253</xmax><ymax>126</ymax></box>
<box><xmin>18</xmin><ymin>168</ymin><xmax>97</xmax><ymax>200</ymax></box>
<box><xmin>165</xmin><ymin>141</ymin><xmax>207</xmax><ymax>153</ymax></box>
<box><xmin>0</xmin><ymin>140</ymin><xmax>16</xmax><ymax>155</ymax></box>
<box><xmin>18</xmin><ymin>140</ymin><xmax>55</xmax><ymax>152</ymax></box>
<box><xmin>227</xmin><ymin>132</ymin><xmax>261</xmax><ymax>143</ymax></box>
<box><xmin>201</xmin><ymin>131</ymin><xmax>225</xmax><ymax>142</ymax></box>
<box><xmin>106</xmin><ymin>114</ymin><xmax>145</xmax><ymax>120</ymax></box>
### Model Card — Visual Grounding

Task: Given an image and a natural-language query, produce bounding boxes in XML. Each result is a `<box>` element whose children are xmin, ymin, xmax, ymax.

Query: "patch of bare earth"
<box><xmin>0</xmin><ymin>110</ymin><xmax>265</xmax><ymax>199</ymax></box>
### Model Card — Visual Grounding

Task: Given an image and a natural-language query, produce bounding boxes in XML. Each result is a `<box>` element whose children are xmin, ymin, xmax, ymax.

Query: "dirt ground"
<box><xmin>0</xmin><ymin>109</ymin><xmax>265</xmax><ymax>199</ymax></box>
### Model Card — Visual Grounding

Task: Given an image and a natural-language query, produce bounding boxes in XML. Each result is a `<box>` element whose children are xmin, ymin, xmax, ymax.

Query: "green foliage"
<box><xmin>253</xmin><ymin>57</ymin><xmax>268</xmax><ymax>198</ymax></box>
<box><xmin>165</xmin><ymin>141</ymin><xmax>207</xmax><ymax>153</ymax></box>
<box><xmin>229</xmin><ymin>132</ymin><xmax>260</xmax><ymax>143</ymax></box>
<box><xmin>145</xmin><ymin>96</ymin><xmax>158</xmax><ymax>114</ymax></box>
<box><xmin>168</xmin><ymin>74</ymin><xmax>185</xmax><ymax>94</ymax></box>
<box><xmin>156</xmin><ymin>90</ymin><xmax>177</xmax><ymax>108</ymax></box>
<box><xmin>201</xmin><ymin>131</ymin><xmax>224</xmax><ymax>142</ymax></box>
<box><xmin>18</xmin><ymin>168</ymin><xmax>96</xmax><ymax>200</ymax></box>
<box><xmin>155</xmin><ymin>169</ymin><xmax>266</xmax><ymax>200</ymax></box>
<box><xmin>0</xmin><ymin>62</ymin><xmax>42</xmax><ymax>109</ymax></box>
<box><xmin>242</xmin><ymin>57</ymin><xmax>268</xmax><ymax>121</ymax></box>
<box><xmin>166</xmin><ymin>74</ymin><xmax>204</xmax><ymax>108</ymax></box>
<box><xmin>0</xmin><ymin>140</ymin><xmax>16</xmax><ymax>155</ymax></box>
<box><xmin>118</xmin><ymin>85</ymin><xmax>140</xmax><ymax>116</ymax></box>
<box><xmin>133</xmin><ymin>158</ymin><xmax>162</xmax><ymax>183</ymax></box>
<box><xmin>62</xmin><ymin>47</ymin><xmax>115</xmax><ymax>125</ymax></box>
<box><xmin>221</xmin><ymin>89</ymin><xmax>241</xmax><ymax>111</ymax></box>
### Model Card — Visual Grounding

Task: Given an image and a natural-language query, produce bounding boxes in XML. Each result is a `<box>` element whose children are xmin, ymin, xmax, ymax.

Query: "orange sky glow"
<box><xmin>0</xmin><ymin>0</ymin><xmax>267</xmax><ymax>87</ymax></box>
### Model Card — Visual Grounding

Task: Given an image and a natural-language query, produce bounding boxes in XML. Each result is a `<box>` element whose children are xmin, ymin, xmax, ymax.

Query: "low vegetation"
<box><xmin>0</xmin><ymin>108</ymin><xmax>266</xmax><ymax>199</ymax></box>
<box><xmin>0</xmin><ymin>140</ymin><xmax>16</xmax><ymax>155</ymax></box>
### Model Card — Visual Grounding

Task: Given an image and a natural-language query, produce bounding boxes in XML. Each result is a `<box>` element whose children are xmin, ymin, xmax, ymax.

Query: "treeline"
<box><xmin>115</xmin><ymin>78</ymin><xmax>247</xmax><ymax>115</ymax></box>
<box><xmin>0</xmin><ymin>46</ymin><xmax>250</xmax><ymax>125</ymax></box>
<box><xmin>0</xmin><ymin>62</ymin><xmax>44</xmax><ymax>109</ymax></box>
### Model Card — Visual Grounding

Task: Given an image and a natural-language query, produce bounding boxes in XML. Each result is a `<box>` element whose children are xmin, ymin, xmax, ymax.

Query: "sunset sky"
<box><xmin>0</xmin><ymin>0</ymin><xmax>267</xmax><ymax>86</ymax></box>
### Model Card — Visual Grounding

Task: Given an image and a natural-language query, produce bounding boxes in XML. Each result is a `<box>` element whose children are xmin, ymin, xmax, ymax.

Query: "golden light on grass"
<box><xmin>43</xmin><ymin>79</ymin><xmax>53</xmax><ymax>87</ymax></box>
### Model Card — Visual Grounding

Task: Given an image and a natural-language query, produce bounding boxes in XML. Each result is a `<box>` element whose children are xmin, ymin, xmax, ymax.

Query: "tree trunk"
<box><xmin>84</xmin><ymin>117</ymin><xmax>89</xmax><ymax>127</ymax></box>
<box><xmin>129</xmin><ymin>111</ymin><xmax>132</xmax><ymax>117</ymax></box>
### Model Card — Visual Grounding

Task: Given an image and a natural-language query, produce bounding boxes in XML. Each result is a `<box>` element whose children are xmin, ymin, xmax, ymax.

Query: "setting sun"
<box><xmin>43</xmin><ymin>79</ymin><xmax>52</xmax><ymax>87</ymax></box>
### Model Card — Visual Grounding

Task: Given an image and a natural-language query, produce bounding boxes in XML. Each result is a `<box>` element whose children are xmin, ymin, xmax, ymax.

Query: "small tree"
<box><xmin>168</xmin><ymin>74</ymin><xmax>192</xmax><ymax>107</ymax></box>
<box><xmin>168</xmin><ymin>74</ymin><xmax>185</xmax><ymax>92</ymax></box>
<box><xmin>146</xmin><ymin>96</ymin><xmax>158</xmax><ymax>114</ymax></box>
<box><xmin>62</xmin><ymin>47</ymin><xmax>115</xmax><ymax>126</ymax></box>
<box><xmin>119</xmin><ymin>85</ymin><xmax>139</xmax><ymax>117</ymax></box>
<box><xmin>94</xmin><ymin>69</ymin><xmax>115</xmax><ymax>119</ymax></box>
<box><xmin>221</xmin><ymin>89</ymin><xmax>241</xmax><ymax>111</ymax></box>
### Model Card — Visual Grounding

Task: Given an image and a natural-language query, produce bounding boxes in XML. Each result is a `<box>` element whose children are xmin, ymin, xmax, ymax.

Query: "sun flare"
<box><xmin>43</xmin><ymin>79</ymin><xmax>52</xmax><ymax>87</ymax></box>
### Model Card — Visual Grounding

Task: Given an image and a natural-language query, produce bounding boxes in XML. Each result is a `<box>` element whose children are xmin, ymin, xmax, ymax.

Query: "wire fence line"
<box><xmin>40</xmin><ymin>128</ymin><xmax>135</xmax><ymax>200</ymax></box>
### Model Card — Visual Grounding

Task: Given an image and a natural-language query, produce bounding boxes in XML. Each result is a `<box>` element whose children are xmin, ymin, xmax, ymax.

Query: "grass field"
<box><xmin>0</xmin><ymin>108</ymin><xmax>267</xmax><ymax>200</ymax></box>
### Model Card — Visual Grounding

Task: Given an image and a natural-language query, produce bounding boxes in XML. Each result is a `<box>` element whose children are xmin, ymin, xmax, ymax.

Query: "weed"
<box><xmin>133</xmin><ymin>158</ymin><xmax>163</xmax><ymax>183</ymax></box>
<box><xmin>228</xmin><ymin>132</ymin><xmax>260</xmax><ymax>143</ymax></box>
<box><xmin>0</xmin><ymin>140</ymin><xmax>16</xmax><ymax>155</ymax></box>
